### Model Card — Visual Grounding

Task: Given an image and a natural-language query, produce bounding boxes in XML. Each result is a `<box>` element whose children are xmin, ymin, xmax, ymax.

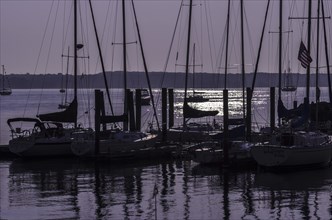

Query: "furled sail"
<box><xmin>277</xmin><ymin>98</ymin><xmax>303</xmax><ymax>119</ymax></box>
<box><xmin>183</xmin><ymin>102</ymin><xmax>218</xmax><ymax>118</ymax></box>
<box><xmin>37</xmin><ymin>98</ymin><xmax>77</xmax><ymax>123</ymax></box>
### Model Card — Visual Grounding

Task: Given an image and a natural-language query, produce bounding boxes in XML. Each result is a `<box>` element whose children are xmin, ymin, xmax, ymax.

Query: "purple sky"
<box><xmin>0</xmin><ymin>0</ymin><xmax>330</xmax><ymax>76</ymax></box>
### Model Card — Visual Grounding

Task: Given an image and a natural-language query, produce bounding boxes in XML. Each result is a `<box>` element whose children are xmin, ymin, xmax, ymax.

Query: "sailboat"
<box><xmin>282</xmin><ymin>63</ymin><xmax>297</xmax><ymax>92</ymax></box>
<box><xmin>191</xmin><ymin>0</ymin><xmax>254</xmax><ymax>165</ymax></box>
<box><xmin>282</xmin><ymin>72</ymin><xmax>297</xmax><ymax>92</ymax></box>
<box><xmin>7</xmin><ymin>0</ymin><xmax>91</xmax><ymax>157</ymax></box>
<box><xmin>71</xmin><ymin>0</ymin><xmax>159</xmax><ymax>158</ymax></box>
<box><xmin>0</xmin><ymin>65</ymin><xmax>12</xmax><ymax>96</ymax></box>
<box><xmin>167</xmin><ymin>0</ymin><xmax>220</xmax><ymax>143</ymax></box>
<box><xmin>250</xmin><ymin>0</ymin><xmax>332</xmax><ymax>169</ymax></box>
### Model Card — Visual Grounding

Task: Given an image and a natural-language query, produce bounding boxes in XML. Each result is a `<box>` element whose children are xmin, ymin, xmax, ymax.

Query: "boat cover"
<box><xmin>37</xmin><ymin>98</ymin><xmax>77</xmax><ymax>123</ymax></box>
<box><xmin>183</xmin><ymin>102</ymin><xmax>218</xmax><ymax>118</ymax></box>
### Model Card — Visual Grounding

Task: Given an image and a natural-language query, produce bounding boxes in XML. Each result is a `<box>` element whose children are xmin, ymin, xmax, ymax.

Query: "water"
<box><xmin>1</xmin><ymin>88</ymin><xmax>332</xmax><ymax>219</ymax></box>
<box><xmin>1</xmin><ymin>158</ymin><xmax>332</xmax><ymax>219</ymax></box>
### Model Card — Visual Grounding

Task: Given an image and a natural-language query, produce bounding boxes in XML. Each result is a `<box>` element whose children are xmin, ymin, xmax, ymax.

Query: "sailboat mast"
<box><xmin>277</xmin><ymin>0</ymin><xmax>283</xmax><ymax>126</ymax></box>
<box><xmin>321</xmin><ymin>0</ymin><xmax>332</xmax><ymax>103</ymax></box>
<box><xmin>316</xmin><ymin>0</ymin><xmax>320</xmax><ymax>103</ymax></box>
<box><xmin>224</xmin><ymin>0</ymin><xmax>231</xmax><ymax>89</ymax></box>
<box><xmin>65</xmin><ymin>47</ymin><xmax>70</xmax><ymax>104</ymax></box>
<box><xmin>74</xmin><ymin>0</ymin><xmax>78</xmax><ymax>128</ymax></box>
<box><xmin>183</xmin><ymin>0</ymin><xmax>193</xmax><ymax>127</ymax></box>
<box><xmin>130</xmin><ymin>0</ymin><xmax>160</xmax><ymax>130</ymax></box>
<box><xmin>1</xmin><ymin>65</ymin><xmax>4</xmax><ymax>90</ymax></box>
<box><xmin>278</xmin><ymin>0</ymin><xmax>282</xmax><ymax>101</ymax></box>
<box><xmin>122</xmin><ymin>0</ymin><xmax>128</xmax><ymax>131</ymax></box>
<box><xmin>306</xmin><ymin>0</ymin><xmax>312</xmax><ymax>99</ymax></box>
<box><xmin>193</xmin><ymin>43</ymin><xmax>196</xmax><ymax>94</ymax></box>
<box><xmin>315</xmin><ymin>0</ymin><xmax>321</xmax><ymax>127</ymax></box>
<box><xmin>240</xmin><ymin>0</ymin><xmax>245</xmax><ymax>122</ymax></box>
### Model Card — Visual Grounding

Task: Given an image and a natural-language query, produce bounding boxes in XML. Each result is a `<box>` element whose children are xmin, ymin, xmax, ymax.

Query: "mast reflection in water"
<box><xmin>1</xmin><ymin>158</ymin><xmax>332</xmax><ymax>219</ymax></box>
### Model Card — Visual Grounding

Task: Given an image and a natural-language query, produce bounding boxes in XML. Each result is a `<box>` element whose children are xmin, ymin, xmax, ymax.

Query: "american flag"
<box><xmin>298</xmin><ymin>41</ymin><xmax>312</xmax><ymax>68</ymax></box>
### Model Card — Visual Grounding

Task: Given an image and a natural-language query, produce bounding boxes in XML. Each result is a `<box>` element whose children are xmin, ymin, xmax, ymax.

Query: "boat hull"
<box><xmin>193</xmin><ymin>148</ymin><xmax>222</xmax><ymax>164</ymax></box>
<box><xmin>9</xmin><ymin>137</ymin><xmax>73</xmax><ymax>157</ymax></box>
<box><xmin>251</xmin><ymin>144</ymin><xmax>332</xmax><ymax>168</ymax></box>
<box><xmin>192</xmin><ymin>141</ymin><xmax>253</xmax><ymax>165</ymax></box>
<box><xmin>71</xmin><ymin>133</ymin><xmax>159</xmax><ymax>157</ymax></box>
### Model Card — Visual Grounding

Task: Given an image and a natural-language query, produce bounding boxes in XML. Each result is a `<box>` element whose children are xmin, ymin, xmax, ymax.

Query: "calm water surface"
<box><xmin>1</xmin><ymin>158</ymin><xmax>332</xmax><ymax>219</ymax></box>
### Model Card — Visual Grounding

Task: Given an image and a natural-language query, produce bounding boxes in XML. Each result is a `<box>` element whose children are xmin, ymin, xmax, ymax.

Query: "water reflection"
<box><xmin>2</xmin><ymin>159</ymin><xmax>332</xmax><ymax>219</ymax></box>
<box><xmin>254</xmin><ymin>168</ymin><xmax>332</xmax><ymax>219</ymax></box>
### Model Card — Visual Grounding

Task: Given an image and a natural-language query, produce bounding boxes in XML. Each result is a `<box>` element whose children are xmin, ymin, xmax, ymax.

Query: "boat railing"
<box><xmin>10</xmin><ymin>127</ymin><xmax>32</xmax><ymax>138</ymax></box>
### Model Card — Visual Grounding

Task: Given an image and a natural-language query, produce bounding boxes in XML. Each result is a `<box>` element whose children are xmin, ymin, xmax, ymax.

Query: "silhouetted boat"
<box><xmin>0</xmin><ymin>65</ymin><xmax>12</xmax><ymax>96</ymax></box>
<box><xmin>7</xmin><ymin>0</ymin><xmax>91</xmax><ymax>157</ymax></box>
<box><xmin>251</xmin><ymin>0</ymin><xmax>332</xmax><ymax>169</ymax></box>
<box><xmin>71</xmin><ymin>0</ymin><xmax>159</xmax><ymax>158</ymax></box>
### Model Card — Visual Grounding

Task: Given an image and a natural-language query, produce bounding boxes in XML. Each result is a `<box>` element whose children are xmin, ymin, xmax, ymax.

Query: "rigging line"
<box><xmin>229</xmin><ymin>3</ymin><xmax>240</xmax><ymax>76</ymax></box>
<box><xmin>204</xmin><ymin>2</ymin><xmax>215</xmax><ymax>73</ymax></box>
<box><xmin>83</xmin><ymin>0</ymin><xmax>90</xmax><ymax>83</ymax></box>
<box><xmin>88</xmin><ymin>0</ymin><xmax>115</xmax><ymax>116</ymax></box>
<box><xmin>102</xmin><ymin>0</ymin><xmax>113</xmax><ymax>75</ymax></box>
<box><xmin>61</xmin><ymin>1</ymin><xmax>67</xmax><ymax>54</ymax></box>
<box><xmin>158</xmin><ymin>0</ymin><xmax>183</xmax><ymax>104</ymax></box>
<box><xmin>110</xmin><ymin>0</ymin><xmax>119</xmax><ymax>98</ymax></box>
<box><xmin>78</xmin><ymin>0</ymin><xmax>91</xmax><ymax>122</ymax></box>
<box><xmin>37</xmin><ymin>0</ymin><xmax>60</xmax><ymax>115</ymax></box>
<box><xmin>266</xmin><ymin>0</ymin><xmax>274</xmax><ymax>79</ymax></box>
<box><xmin>215</xmin><ymin>21</ymin><xmax>227</xmax><ymax>88</ymax></box>
<box><xmin>62</xmin><ymin>3</ymin><xmax>73</xmax><ymax>57</ymax></box>
<box><xmin>243</xmin><ymin>7</ymin><xmax>255</xmax><ymax>73</ymax></box>
<box><xmin>131</xmin><ymin>0</ymin><xmax>160</xmax><ymax>130</ymax></box>
<box><xmin>23</xmin><ymin>0</ymin><xmax>56</xmax><ymax>118</ymax></box>
<box><xmin>92</xmin><ymin>0</ymin><xmax>110</xmax><ymax>73</ymax></box>
<box><xmin>321</xmin><ymin>0</ymin><xmax>332</xmax><ymax>103</ymax></box>
<box><xmin>251</xmin><ymin>0</ymin><xmax>270</xmax><ymax>96</ymax></box>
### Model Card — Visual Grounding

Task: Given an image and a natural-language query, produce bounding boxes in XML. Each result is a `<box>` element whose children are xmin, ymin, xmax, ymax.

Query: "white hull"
<box><xmin>251</xmin><ymin>144</ymin><xmax>332</xmax><ymax>167</ymax></box>
<box><xmin>71</xmin><ymin>132</ymin><xmax>159</xmax><ymax>157</ymax></box>
<box><xmin>7</xmin><ymin>121</ymin><xmax>90</xmax><ymax>157</ymax></box>
<box><xmin>193</xmin><ymin>148</ymin><xmax>222</xmax><ymax>164</ymax></box>
<box><xmin>192</xmin><ymin>141</ymin><xmax>252</xmax><ymax>165</ymax></box>
<box><xmin>9</xmin><ymin>137</ymin><xmax>73</xmax><ymax>157</ymax></box>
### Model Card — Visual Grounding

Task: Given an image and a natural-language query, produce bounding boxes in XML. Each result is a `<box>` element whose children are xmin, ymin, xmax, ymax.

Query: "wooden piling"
<box><xmin>293</xmin><ymin>100</ymin><xmax>298</xmax><ymax>109</ymax></box>
<box><xmin>246</xmin><ymin>87</ymin><xmax>252</xmax><ymax>141</ymax></box>
<box><xmin>162</xmin><ymin>88</ymin><xmax>167</xmax><ymax>142</ymax></box>
<box><xmin>168</xmin><ymin>88</ymin><xmax>174</xmax><ymax>129</ymax></box>
<box><xmin>94</xmin><ymin>89</ymin><xmax>101</xmax><ymax>155</ymax></box>
<box><xmin>223</xmin><ymin>89</ymin><xmax>229</xmax><ymax>166</ymax></box>
<box><xmin>100</xmin><ymin>90</ymin><xmax>107</xmax><ymax>131</ymax></box>
<box><xmin>270</xmin><ymin>87</ymin><xmax>275</xmax><ymax>130</ymax></box>
<box><xmin>135</xmin><ymin>89</ymin><xmax>142</xmax><ymax>131</ymax></box>
<box><xmin>128</xmin><ymin>90</ymin><xmax>136</xmax><ymax>131</ymax></box>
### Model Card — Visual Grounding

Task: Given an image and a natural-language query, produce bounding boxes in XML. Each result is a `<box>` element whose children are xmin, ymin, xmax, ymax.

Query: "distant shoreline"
<box><xmin>2</xmin><ymin>71</ymin><xmax>330</xmax><ymax>89</ymax></box>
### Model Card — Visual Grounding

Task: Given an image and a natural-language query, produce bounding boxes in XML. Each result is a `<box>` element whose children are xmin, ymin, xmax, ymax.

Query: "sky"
<box><xmin>0</xmin><ymin>0</ymin><xmax>331</xmax><ymax>76</ymax></box>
